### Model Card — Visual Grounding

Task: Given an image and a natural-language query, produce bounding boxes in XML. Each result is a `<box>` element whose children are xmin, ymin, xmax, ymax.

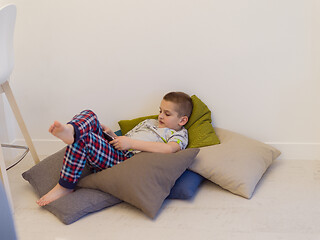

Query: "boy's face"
<box><xmin>158</xmin><ymin>100</ymin><xmax>188</xmax><ymax>131</ymax></box>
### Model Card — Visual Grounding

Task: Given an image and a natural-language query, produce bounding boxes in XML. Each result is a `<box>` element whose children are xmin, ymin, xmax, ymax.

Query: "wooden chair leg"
<box><xmin>1</xmin><ymin>81</ymin><xmax>40</xmax><ymax>164</ymax></box>
<box><xmin>0</xmin><ymin>145</ymin><xmax>14</xmax><ymax>212</ymax></box>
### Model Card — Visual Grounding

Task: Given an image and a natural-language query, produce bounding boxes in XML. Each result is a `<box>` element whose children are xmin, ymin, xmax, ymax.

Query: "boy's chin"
<box><xmin>158</xmin><ymin>121</ymin><xmax>167</xmax><ymax>128</ymax></box>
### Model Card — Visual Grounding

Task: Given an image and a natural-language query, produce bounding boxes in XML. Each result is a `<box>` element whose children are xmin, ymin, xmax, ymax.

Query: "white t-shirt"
<box><xmin>125</xmin><ymin>119</ymin><xmax>188</xmax><ymax>154</ymax></box>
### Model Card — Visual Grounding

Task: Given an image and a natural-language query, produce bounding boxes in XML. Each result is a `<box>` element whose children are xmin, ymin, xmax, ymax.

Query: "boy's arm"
<box><xmin>110</xmin><ymin>136</ymin><xmax>181</xmax><ymax>153</ymax></box>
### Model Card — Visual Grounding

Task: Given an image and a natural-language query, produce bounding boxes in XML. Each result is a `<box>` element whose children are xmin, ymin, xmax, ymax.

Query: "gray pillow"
<box><xmin>43</xmin><ymin>188</ymin><xmax>121</xmax><ymax>225</ymax></box>
<box><xmin>78</xmin><ymin>148</ymin><xmax>199</xmax><ymax>219</ymax></box>
<box><xmin>22</xmin><ymin>147</ymin><xmax>200</xmax><ymax>223</ymax></box>
<box><xmin>22</xmin><ymin>147</ymin><xmax>121</xmax><ymax>225</ymax></box>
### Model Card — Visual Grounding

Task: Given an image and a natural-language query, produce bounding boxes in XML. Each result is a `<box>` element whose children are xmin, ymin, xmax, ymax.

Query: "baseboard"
<box><xmin>266</xmin><ymin>142</ymin><xmax>320</xmax><ymax>160</ymax></box>
<box><xmin>13</xmin><ymin>139</ymin><xmax>66</xmax><ymax>156</ymax></box>
<box><xmin>12</xmin><ymin>139</ymin><xmax>320</xmax><ymax>160</ymax></box>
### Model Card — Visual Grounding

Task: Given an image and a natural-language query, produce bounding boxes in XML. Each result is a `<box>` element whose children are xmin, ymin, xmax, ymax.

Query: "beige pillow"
<box><xmin>189</xmin><ymin>128</ymin><xmax>281</xmax><ymax>198</ymax></box>
<box><xmin>78</xmin><ymin>148</ymin><xmax>199</xmax><ymax>218</ymax></box>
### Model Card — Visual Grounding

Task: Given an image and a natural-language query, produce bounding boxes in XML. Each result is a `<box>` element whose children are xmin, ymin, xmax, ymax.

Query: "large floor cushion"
<box><xmin>78</xmin><ymin>149</ymin><xmax>199</xmax><ymax>218</ymax></box>
<box><xmin>22</xmin><ymin>148</ymin><xmax>121</xmax><ymax>225</ymax></box>
<box><xmin>23</xmin><ymin>147</ymin><xmax>201</xmax><ymax>223</ymax></box>
<box><xmin>189</xmin><ymin>128</ymin><xmax>281</xmax><ymax>198</ymax></box>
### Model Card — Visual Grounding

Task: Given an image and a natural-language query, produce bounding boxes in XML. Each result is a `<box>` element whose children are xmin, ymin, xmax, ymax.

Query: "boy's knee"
<box><xmin>81</xmin><ymin>109</ymin><xmax>97</xmax><ymax>118</ymax></box>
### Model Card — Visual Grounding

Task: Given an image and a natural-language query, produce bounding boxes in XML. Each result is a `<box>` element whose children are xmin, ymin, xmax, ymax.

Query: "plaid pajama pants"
<box><xmin>59</xmin><ymin>110</ymin><xmax>133</xmax><ymax>189</ymax></box>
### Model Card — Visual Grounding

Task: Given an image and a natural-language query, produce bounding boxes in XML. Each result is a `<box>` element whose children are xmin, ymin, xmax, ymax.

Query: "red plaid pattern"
<box><xmin>59</xmin><ymin>110</ymin><xmax>132</xmax><ymax>189</ymax></box>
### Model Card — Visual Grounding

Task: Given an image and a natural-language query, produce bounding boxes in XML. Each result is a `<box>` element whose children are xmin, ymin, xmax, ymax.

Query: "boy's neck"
<box><xmin>173</xmin><ymin>126</ymin><xmax>184</xmax><ymax>131</ymax></box>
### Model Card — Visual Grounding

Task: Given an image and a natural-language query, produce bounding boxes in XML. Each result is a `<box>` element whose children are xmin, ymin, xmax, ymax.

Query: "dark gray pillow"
<box><xmin>43</xmin><ymin>188</ymin><xmax>121</xmax><ymax>225</ymax></box>
<box><xmin>22</xmin><ymin>147</ymin><xmax>121</xmax><ymax>225</ymax></box>
<box><xmin>23</xmin><ymin>147</ymin><xmax>200</xmax><ymax>223</ymax></box>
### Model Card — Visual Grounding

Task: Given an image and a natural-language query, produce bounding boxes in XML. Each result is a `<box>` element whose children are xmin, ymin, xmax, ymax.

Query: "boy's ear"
<box><xmin>179</xmin><ymin>116</ymin><xmax>189</xmax><ymax>126</ymax></box>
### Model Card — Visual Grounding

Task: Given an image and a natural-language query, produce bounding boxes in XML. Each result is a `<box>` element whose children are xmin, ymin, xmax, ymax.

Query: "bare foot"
<box><xmin>49</xmin><ymin>121</ymin><xmax>74</xmax><ymax>144</ymax></box>
<box><xmin>36</xmin><ymin>183</ymin><xmax>73</xmax><ymax>206</ymax></box>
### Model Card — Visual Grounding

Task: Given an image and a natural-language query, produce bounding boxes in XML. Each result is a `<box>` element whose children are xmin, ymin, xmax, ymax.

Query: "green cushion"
<box><xmin>117</xmin><ymin>95</ymin><xmax>220</xmax><ymax>148</ymax></box>
<box><xmin>118</xmin><ymin>115</ymin><xmax>158</xmax><ymax>135</ymax></box>
<box><xmin>186</xmin><ymin>95</ymin><xmax>220</xmax><ymax>148</ymax></box>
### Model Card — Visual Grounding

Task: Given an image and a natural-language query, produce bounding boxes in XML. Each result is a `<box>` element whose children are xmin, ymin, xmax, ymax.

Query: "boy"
<box><xmin>37</xmin><ymin>92</ymin><xmax>193</xmax><ymax>206</ymax></box>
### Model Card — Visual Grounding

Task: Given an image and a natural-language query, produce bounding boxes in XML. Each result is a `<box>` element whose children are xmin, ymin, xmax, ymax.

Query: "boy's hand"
<box><xmin>100</xmin><ymin>124</ymin><xmax>111</xmax><ymax>133</ymax></box>
<box><xmin>110</xmin><ymin>136</ymin><xmax>132</xmax><ymax>151</ymax></box>
<box><xmin>101</xmin><ymin>124</ymin><xmax>117</xmax><ymax>138</ymax></box>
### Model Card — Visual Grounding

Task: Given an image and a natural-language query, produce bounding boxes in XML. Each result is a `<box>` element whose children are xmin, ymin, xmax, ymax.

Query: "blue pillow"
<box><xmin>167</xmin><ymin>170</ymin><xmax>205</xmax><ymax>199</ymax></box>
<box><xmin>114</xmin><ymin>130</ymin><xmax>122</xmax><ymax>136</ymax></box>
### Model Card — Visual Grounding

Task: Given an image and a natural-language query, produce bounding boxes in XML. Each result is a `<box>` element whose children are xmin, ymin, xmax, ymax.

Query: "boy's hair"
<box><xmin>163</xmin><ymin>92</ymin><xmax>193</xmax><ymax>118</ymax></box>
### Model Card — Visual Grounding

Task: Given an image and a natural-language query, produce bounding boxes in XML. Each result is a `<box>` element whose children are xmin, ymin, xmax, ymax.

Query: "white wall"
<box><xmin>1</xmin><ymin>0</ymin><xmax>319</xmax><ymax>159</ymax></box>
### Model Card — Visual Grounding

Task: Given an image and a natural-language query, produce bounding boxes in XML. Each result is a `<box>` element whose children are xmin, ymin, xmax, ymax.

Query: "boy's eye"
<box><xmin>159</xmin><ymin>109</ymin><xmax>170</xmax><ymax>116</ymax></box>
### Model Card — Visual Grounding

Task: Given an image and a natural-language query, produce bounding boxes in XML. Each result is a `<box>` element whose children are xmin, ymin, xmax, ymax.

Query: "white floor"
<box><xmin>6</xmin><ymin>153</ymin><xmax>320</xmax><ymax>240</ymax></box>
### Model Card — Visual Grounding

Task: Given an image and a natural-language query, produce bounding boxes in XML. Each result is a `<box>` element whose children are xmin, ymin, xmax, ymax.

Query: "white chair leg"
<box><xmin>1</xmin><ymin>81</ymin><xmax>40</xmax><ymax>164</ymax></box>
<box><xmin>0</xmin><ymin>145</ymin><xmax>14</xmax><ymax>213</ymax></box>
